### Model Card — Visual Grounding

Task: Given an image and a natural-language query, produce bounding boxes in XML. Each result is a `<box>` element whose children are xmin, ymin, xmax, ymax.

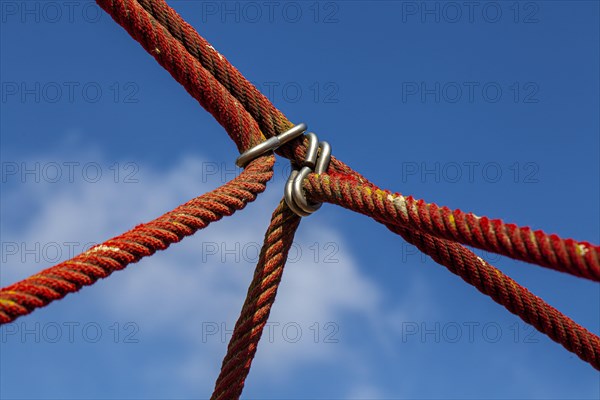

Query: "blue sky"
<box><xmin>1</xmin><ymin>1</ymin><xmax>599</xmax><ymax>399</ymax></box>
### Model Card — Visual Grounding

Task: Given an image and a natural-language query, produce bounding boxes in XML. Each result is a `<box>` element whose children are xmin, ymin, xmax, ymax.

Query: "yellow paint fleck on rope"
<box><xmin>448</xmin><ymin>214</ymin><xmax>456</xmax><ymax>229</ymax></box>
<box><xmin>0</xmin><ymin>298</ymin><xmax>20</xmax><ymax>307</ymax></box>
<box><xmin>577</xmin><ymin>244</ymin><xmax>589</xmax><ymax>256</ymax></box>
<box><xmin>530</xmin><ymin>231</ymin><xmax>537</xmax><ymax>243</ymax></box>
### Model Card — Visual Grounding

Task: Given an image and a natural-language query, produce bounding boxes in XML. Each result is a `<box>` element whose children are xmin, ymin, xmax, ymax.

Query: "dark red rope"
<box><xmin>96</xmin><ymin>0</ymin><xmax>266</xmax><ymax>153</ymax></box>
<box><xmin>304</xmin><ymin>172</ymin><xmax>600</xmax><ymax>281</ymax></box>
<box><xmin>93</xmin><ymin>0</ymin><xmax>600</xmax><ymax>287</ymax></box>
<box><xmin>387</xmin><ymin>223</ymin><xmax>600</xmax><ymax>370</ymax></box>
<box><xmin>134</xmin><ymin>0</ymin><xmax>369</xmax><ymax>179</ymax></box>
<box><xmin>211</xmin><ymin>200</ymin><xmax>301</xmax><ymax>399</ymax></box>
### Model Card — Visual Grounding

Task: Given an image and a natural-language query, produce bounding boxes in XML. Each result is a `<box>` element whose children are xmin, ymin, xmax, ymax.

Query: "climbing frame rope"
<box><xmin>0</xmin><ymin>155</ymin><xmax>275</xmax><ymax>323</ymax></box>
<box><xmin>1</xmin><ymin>0</ymin><xmax>599</xmax><ymax>398</ymax></box>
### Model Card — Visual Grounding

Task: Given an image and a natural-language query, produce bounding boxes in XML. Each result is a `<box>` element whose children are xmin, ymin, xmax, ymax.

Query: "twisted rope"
<box><xmin>134</xmin><ymin>0</ymin><xmax>367</xmax><ymax>179</ymax></box>
<box><xmin>299</xmin><ymin>172</ymin><xmax>600</xmax><ymax>369</ymax></box>
<box><xmin>136</xmin><ymin>0</ymin><xmax>290</xmax><ymax>140</ymax></box>
<box><xmin>304</xmin><ymin>172</ymin><xmax>600</xmax><ymax>281</ymax></box>
<box><xmin>1</xmin><ymin>0</ymin><xmax>597</xmax><ymax>398</ymax></box>
<box><xmin>387</xmin><ymin>224</ymin><xmax>600</xmax><ymax>370</ymax></box>
<box><xmin>0</xmin><ymin>156</ymin><xmax>274</xmax><ymax>324</ymax></box>
<box><xmin>211</xmin><ymin>200</ymin><xmax>301</xmax><ymax>400</ymax></box>
<box><xmin>96</xmin><ymin>0</ymin><xmax>265</xmax><ymax>153</ymax></box>
<box><xmin>108</xmin><ymin>0</ymin><xmax>598</xmax><ymax>283</ymax></box>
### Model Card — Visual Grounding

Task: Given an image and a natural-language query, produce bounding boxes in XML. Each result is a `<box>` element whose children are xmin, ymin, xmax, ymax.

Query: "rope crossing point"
<box><xmin>0</xmin><ymin>0</ymin><xmax>598</xmax><ymax>397</ymax></box>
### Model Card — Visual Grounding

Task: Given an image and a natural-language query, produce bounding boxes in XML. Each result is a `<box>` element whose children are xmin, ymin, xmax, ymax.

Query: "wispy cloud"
<box><xmin>0</xmin><ymin>151</ymin><xmax>401</xmax><ymax>397</ymax></box>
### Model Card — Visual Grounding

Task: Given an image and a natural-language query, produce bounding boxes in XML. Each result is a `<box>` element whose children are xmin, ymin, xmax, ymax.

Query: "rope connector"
<box><xmin>235</xmin><ymin>123</ymin><xmax>307</xmax><ymax>168</ymax></box>
<box><xmin>285</xmin><ymin>132</ymin><xmax>331</xmax><ymax>217</ymax></box>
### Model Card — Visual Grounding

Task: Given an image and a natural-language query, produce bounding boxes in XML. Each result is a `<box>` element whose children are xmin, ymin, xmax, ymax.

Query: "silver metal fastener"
<box><xmin>235</xmin><ymin>123</ymin><xmax>307</xmax><ymax>168</ymax></box>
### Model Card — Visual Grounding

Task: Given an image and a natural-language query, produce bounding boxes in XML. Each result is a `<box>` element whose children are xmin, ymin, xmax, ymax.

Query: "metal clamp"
<box><xmin>235</xmin><ymin>123</ymin><xmax>307</xmax><ymax>168</ymax></box>
<box><xmin>284</xmin><ymin>132</ymin><xmax>331</xmax><ymax>217</ymax></box>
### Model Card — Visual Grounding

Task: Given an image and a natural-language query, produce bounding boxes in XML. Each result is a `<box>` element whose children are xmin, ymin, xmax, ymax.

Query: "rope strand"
<box><xmin>2</xmin><ymin>1</ymin><xmax>597</xmax><ymax>398</ymax></box>
<box><xmin>304</xmin><ymin>172</ymin><xmax>600</xmax><ymax>281</ymax></box>
<box><xmin>211</xmin><ymin>200</ymin><xmax>301</xmax><ymax>400</ymax></box>
<box><xmin>386</xmin><ymin>223</ymin><xmax>600</xmax><ymax>370</ymax></box>
<box><xmin>0</xmin><ymin>156</ymin><xmax>275</xmax><ymax>324</ymax></box>
<box><xmin>96</xmin><ymin>0</ymin><xmax>266</xmax><ymax>152</ymax></box>
<box><xmin>133</xmin><ymin>0</ymin><xmax>370</xmax><ymax>179</ymax></box>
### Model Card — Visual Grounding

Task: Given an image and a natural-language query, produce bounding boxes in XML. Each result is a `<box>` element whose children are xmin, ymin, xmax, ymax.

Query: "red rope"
<box><xmin>133</xmin><ymin>0</ymin><xmax>370</xmax><ymax>180</ymax></box>
<box><xmin>91</xmin><ymin>0</ymin><xmax>600</xmax><ymax>385</ymax></box>
<box><xmin>1</xmin><ymin>0</ymin><xmax>597</xmax><ymax>397</ymax></box>
<box><xmin>387</xmin><ymin>224</ymin><xmax>600</xmax><ymax>370</ymax></box>
<box><xmin>304</xmin><ymin>172</ymin><xmax>600</xmax><ymax>281</ymax></box>
<box><xmin>99</xmin><ymin>0</ymin><xmax>599</xmax><ymax>283</ymax></box>
<box><xmin>0</xmin><ymin>156</ymin><xmax>274</xmax><ymax>324</ymax></box>
<box><xmin>298</xmin><ymin>172</ymin><xmax>600</xmax><ymax>370</ymax></box>
<box><xmin>96</xmin><ymin>0</ymin><xmax>265</xmax><ymax>153</ymax></box>
<box><xmin>211</xmin><ymin>200</ymin><xmax>301</xmax><ymax>400</ymax></box>
<box><xmin>135</xmin><ymin>0</ymin><xmax>291</xmax><ymax>141</ymax></box>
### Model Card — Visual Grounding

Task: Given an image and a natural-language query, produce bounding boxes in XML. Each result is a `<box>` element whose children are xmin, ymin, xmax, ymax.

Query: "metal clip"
<box><xmin>235</xmin><ymin>123</ymin><xmax>307</xmax><ymax>168</ymax></box>
<box><xmin>284</xmin><ymin>132</ymin><xmax>331</xmax><ymax>217</ymax></box>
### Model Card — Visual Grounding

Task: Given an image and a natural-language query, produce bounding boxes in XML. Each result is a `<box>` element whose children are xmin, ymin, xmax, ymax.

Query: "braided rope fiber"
<box><xmin>298</xmin><ymin>172</ymin><xmax>600</xmax><ymax>370</ymax></box>
<box><xmin>96</xmin><ymin>0</ymin><xmax>265</xmax><ymax>153</ymax></box>
<box><xmin>94</xmin><ymin>0</ymin><xmax>600</xmax><ymax>385</ymax></box>
<box><xmin>134</xmin><ymin>0</ymin><xmax>368</xmax><ymax>179</ymax></box>
<box><xmin>386</xmin><ymin>224</ymin><xmax>600</xmax><ymax>370</ymax></box>
<box><xmin>1</xmin><ymin>0</ymin><xmax>597</xmax><ymax>398</ymax></box>
<box><xmin>110</xmin><ymin>0</ymin><xmax>598</xmax><ymax>283</ymax></box>
<box><xmin>135</xmin><ymin>0</ymin><xmax>291</xmax><ymax>140</ymax></box>
<box><xmin>0</xmin><ymin>156</ymin><xmax>274</xmax><ymax>324</ymax></box>
<box><xmin>99</xmin><ymin>3</ymin><xmax>600</xmax><ymax>371</ymax></box>
<box><xmin>304</xmin><ymin>173</ymin><xmax>600</xmax><ymax>281</ymax></box>
<box><xmin>211</xmin><ymin>201</ymin><xmax>301</xmax><ymax>400</ymax></box>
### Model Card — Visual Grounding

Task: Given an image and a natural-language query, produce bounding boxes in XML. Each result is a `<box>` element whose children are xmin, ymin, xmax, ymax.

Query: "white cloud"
<box><xmin>1</xmin><ymin>152</ymin><xmax>406</xmax><ymax>396</ymax></box>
